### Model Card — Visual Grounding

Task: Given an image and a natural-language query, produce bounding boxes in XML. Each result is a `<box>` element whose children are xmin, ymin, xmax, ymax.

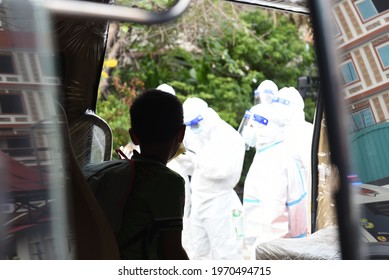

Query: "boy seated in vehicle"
<box><xmin>115</xmin><ymin>89</ymin><xmax>188</xmax><ymax>260</ymax></box>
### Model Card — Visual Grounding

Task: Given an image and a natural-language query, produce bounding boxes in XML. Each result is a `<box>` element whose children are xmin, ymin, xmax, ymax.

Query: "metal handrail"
<box><xmin>36</xmin><ymin>0</ymin><xmax>192</xmax><ymax>24</ymax></box>
<box><xmin>226</xmin><ymin>0</ymin><xmax>310</xmax><ymax>15</ymax></box>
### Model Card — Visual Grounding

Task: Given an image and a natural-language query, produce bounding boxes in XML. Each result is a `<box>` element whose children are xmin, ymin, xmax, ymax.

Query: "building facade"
<box><xmin>0</xmin><ymin>31</ymin><xmax>61</xmax><ymax>168</ymax></box>
<box><xmin>333</xmin><ymin>0</ymin><xmax>389</xmax><ymax>131</ymax></box>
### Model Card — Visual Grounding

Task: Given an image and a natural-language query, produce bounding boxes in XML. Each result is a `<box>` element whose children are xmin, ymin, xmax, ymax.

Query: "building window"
<box><xmin>341</xmin><ymin>61</ymin><xmax>358</xmax><ymax>84</ymax></box>
<box><xmin>356</xmin><ymin>0</ymin><xmax>389</xmax><ymax>21</ymax></box>
<box><xmin>0</xmin><ymin>94</ymin><xmax>24</xmax><ymax>114</ymax></box>
<box><xmin>0</xmin><ymin>54</ymin><xmax>16</xmax><ymax>74</ymax></box>
<box><xmin>377</xmin><ymin>44</ymin><xmax>389</xmax><ymax>68</ymax></box>
<box><xmin>5</xmin><ymin>136</ymin><xmax>33</xmax><ymax>157</ymax></box>
<box><xmin>372</xmin><ymin>0</ymin><xmax>389</xmax><ymax>14</ymax></box>
<box><xmin>351</xmin><ymin>108</ymin><xmax>375</xmax><ymax>131</ymax></box>
<box><xmin>348</xmin><ymin>115</ymin><xmax>358</xmax><ymax>133</ymax></box>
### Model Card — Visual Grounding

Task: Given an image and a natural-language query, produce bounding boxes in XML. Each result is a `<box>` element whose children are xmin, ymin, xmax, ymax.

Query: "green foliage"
<box><xmin>116</xmin><ymin>0</ymin><xmax>177</xmax><ymax>11</ymax></box>
<box><xmin>304</xmin><ymin>97</ymin><xmax>317</xmax><ymax>123</ymax></box>
<box><xmin>96</xmin><ymin>93</ymin><xmax>131</xmax><ymax>154</ymax></box>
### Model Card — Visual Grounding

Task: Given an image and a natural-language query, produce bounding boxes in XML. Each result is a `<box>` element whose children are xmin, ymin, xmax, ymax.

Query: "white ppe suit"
<box><xmin>167</xmin><ymin>151</ymin><xmax>195</xmax><ymax>259</ymax></box>
<box><xmin>272</xmin><ymin>87</ymin><xmax>313</xmax><ymax>233</ymax></box>
<box><xmin>243</xmin><ymin>104</ymin><xmax>307</xmax><ymax>259</ymax></box>
<box><xmin>183</xmin><ymin>97</ymin><xmax>246</xmax><ymax>260</ymax></box>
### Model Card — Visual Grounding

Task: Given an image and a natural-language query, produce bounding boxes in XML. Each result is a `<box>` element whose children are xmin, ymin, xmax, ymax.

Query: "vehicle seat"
<box><xmin>61</xmin><ymin>106</ymin><xmax>120</xmax><ymax>259</ymax></box>
<box><xmin>69</xmin><ymin>110</ymin><xmax>113</xmax><ymax>167</ymax></box>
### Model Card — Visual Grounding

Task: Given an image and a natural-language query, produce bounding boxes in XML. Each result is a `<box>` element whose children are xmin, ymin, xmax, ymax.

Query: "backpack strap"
<box><xmin>115</xmin><ymin>149</ymin><xmax>149</xmax><ymax>258</ymax></box>
<box><xmin>114</xmin><ymin>148</ymin><xmax>136</xmax><ymax>211</ymax></box>
<box><xmin>119</xmin><ymin>158</ymin><xmax>135</xmax><ymax>210</ymax></box>
<box><xmin>116</xmin><ymin>148</ymin><xmax>130</xmax><ymax>160</ymax></box>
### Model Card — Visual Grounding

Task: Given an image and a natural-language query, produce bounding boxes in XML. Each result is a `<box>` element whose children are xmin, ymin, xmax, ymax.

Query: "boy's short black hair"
<box><xmin>130</xmin><ymin>89</ymin><xmax>183</xmax><ymax>145</ymax></box>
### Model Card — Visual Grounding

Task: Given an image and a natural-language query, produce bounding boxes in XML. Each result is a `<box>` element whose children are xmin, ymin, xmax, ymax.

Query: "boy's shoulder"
<box><xmin>82</xmin><ymin>159</ymin><xmax>131</xmax><ymax>181</ymax></box>
<box><xmin>136</xmin><ymin>160</ymin><xmax>185</xmax><ymax>192</ymax></box>
<box><xmin>132</xmin><ymin>151</ymin><xmax>185</xmax><ymax>185</ymax></box>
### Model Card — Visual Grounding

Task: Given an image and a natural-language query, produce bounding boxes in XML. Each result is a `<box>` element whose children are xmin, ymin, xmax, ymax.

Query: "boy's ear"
<box><xmin>178</xmin><ymin>124</ymin><xmax>186</xmax><ymax>143</ymax></box>
<box><xmin>129</xmin><ymin>128</ymin><xmax>140</xmax><ymax>145</ymax></box>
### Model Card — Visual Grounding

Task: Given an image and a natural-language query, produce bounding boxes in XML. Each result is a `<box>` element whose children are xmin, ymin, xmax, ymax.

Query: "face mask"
<box><xmin>242</xmin><ymin>125</ymin><xmax>256</xmax><ymax>147</ymax></box>
<box><xmin>190</xmin><ymin>124</ymin><xmax>203</xmax><ymax>134</ymax></box>
<box><xmin>255</xmin><ymin>123</ymin><xmax>280</xmax><ymax>148</ymax></box>
<box><xmin>251</xmin><ymin>113</ymin><xmax>273</xmax><ymax>147</ymax></box>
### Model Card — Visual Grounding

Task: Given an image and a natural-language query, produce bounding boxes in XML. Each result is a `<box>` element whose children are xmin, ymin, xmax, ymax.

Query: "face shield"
<box><xmin>253</xmin><ymin>113</ymin><xmax>269</xmax><ymax>127</ymax></box>
<box><xmin>271</xmin><ymin>96</ymin><xmax>291</xmax><ymax>106</ymax></box>
<box><xmin>253</xmin><ymin>90</ymin><xmax>261</xmax><ymax>105</ymax></box>
<box><xmin>238</xmin><ymin>110</ymin><xmax>256</xmax><ymax>148</ymax></box>
<box><xmin>184</xmin><ymin>115</ymin><xmax>204</xmax><ymax>134</ymax></box>
<box><xmin>238</xmin><ymin>110</ymin><xmax>252</xmax><ymax>134</ymax></box>
<box><xmin>254</xmin><ymin>80</ymin><xmax>278</xmax><ymax>105</ymax></box>
<box><xmin>272</xmin><ymin>87</ymin><xmax>305</xmax><ymax>124</ymax></box>
<box><xmin>249</xmin><ymin>104</ymin><xmax>283</xmax><ymax>149</ymax></box>
<box><xmin>254</xmin><ymin>88</ymin><xmax>275</xmax><ymax>105</ymax></box>
<box><xmin>253</xmin><ymin>113</ymin><xmax>277</xmax><ymax>148</ymax></box>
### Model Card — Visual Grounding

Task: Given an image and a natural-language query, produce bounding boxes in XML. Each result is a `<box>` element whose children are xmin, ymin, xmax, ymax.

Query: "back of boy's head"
<box><xmin>130</xmin><ymin>89</ymin><xmax>183</xmax><ymax>145</ymax></box>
